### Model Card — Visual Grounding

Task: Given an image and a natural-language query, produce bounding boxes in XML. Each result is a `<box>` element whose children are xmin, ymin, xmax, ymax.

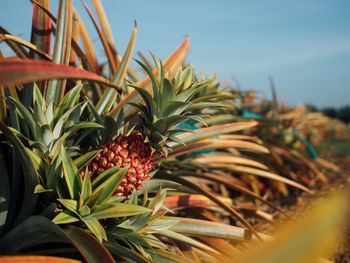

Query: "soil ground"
<box><xmin>295</xmin><ymin>137</ymin><xmax>350</xmax><ymax>262</ymax></box>
<box><xmin>252</xmin><ymin>135</ymin><xmax>350</xmax><ymax>262</ymax></box>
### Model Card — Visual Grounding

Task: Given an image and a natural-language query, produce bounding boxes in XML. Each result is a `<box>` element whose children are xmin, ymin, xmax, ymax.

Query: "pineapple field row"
<box><xmin>0</xmin><ymin>1</ymin><xmax>348</xmax><ymax>262</ymax></box>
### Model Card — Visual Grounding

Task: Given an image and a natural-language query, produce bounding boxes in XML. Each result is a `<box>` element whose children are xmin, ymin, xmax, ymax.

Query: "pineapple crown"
<box><xmin>8</xmin><ymin>83</ymin><xmax>102</xmax><ymax>158</ymax></box>
<box><xmin>127</xmin><ymin>55</ymin><xmax>218</xmax><ymax>155</ymax></box>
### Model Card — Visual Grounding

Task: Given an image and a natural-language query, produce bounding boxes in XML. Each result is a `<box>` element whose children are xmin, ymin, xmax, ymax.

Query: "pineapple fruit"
<box><xmin>87</xmin><ymin>133</ymin><xmax>155</xmax><ymax>197</ymax></box>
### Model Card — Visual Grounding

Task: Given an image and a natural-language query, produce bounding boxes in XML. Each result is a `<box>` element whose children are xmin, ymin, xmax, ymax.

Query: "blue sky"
<box><xmin>1</xmin><ymin>0</ymin><xmax>350</xmax><ymax>107</ymax></box>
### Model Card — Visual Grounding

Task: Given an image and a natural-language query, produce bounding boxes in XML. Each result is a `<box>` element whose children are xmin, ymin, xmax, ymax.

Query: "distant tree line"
<box><xmin>306</xmin><ymin>104</ymin><xmax>350</xmax><ymax>124</ymax></box>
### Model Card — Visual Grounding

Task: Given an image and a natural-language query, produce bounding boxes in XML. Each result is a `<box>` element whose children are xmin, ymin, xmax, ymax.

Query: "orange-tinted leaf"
<box><xmin>219</xmin><ymin>134</ymin><xmax>262</xmax><ymax>142</ymax></box>
<box><xmin>172</xmin><ymin>121</ymin><xmax>259</xmax><ymax>149</ymax></box>
<box><xmin>162</xmin><ymin>173</ymin><xmax>262</xmax><ymax>241</ymax></box>
<box><xmin>272</xmin><ymin>146</ymin><xmax>328</xmax><ymax>184</ymax></box>
<box><xmin>228</xmin><ymin>165</ymin><xmax>313</xmax><ymax>194</ymax></box>
<box><xmin>197</xmin><ymin>237</ymin><xmax>242</xmax><ymax>258</ymax></box>
<box><xmin>0</xmin><ymin>59</ymin><xmax>120</xmax><ymax>91</ymax></box>
<box><xmin>0</xmin><ymin>34</ymin><xmax>51</xmax><ymax>60</ymax></box>
<box><xmin>0</xmin><ymin>256</ymin><xmax>80</xmax><ymax>263</ymax></box>
<box><xmin>0</xmin><ymin>256</ymin><xmax>81</xmax><ymax>263</ymax></box>
<box><xmin>91</xmin><ymin>0</ymin><xmax>118</xmax><ymax>65</ymax></box>
<box><xmin>193</xmin><ymin>155</ymin><xmax>268</xmax><ymax>170</ymax></box>
<box><xmin>0</xmin><ymin>27</ymin><xmax>28</xmax><ymax>58</ymax></box>
<box><xmin>30</xmin><ymin>0</ymin><xmax>51</xmax><ymax>56</ymax></box>
<box><xmin>30</xmin><ymin>2</ymin><xmax>100</xmax><ymax>74</ymax></box>
<box><xmin>168</xmin><ymin>138</ymin><xmax>269</xmax><ymax>158</ymax></box>
<box><xmin>163</xmin><ymin>194</ymin><xmax>274</xmax><ymax>222</ymax></box>
<box><xmin>82</xmin><ymin>0</ymin><xmax>117</xmax><ymax>75</ymax></box>
<box><xmin>179</xmin><ymin>171</ymin><xmax>289</xmax><ymax>218</ymax></box>
<box><xmin>75</xmin><ymin>10</ymin><xmax>100</xmax><ymax>73</ymax></box>
<box><xmin>69</xmin><ymin>12</ymin><xmax>79</xmax><ymax>66</ymax></box>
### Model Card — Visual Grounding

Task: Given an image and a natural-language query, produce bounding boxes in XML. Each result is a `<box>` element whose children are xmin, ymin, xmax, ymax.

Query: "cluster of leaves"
<box><xmin>0</xmin><ymin>1</ymin><xmax>347</xmax><ymax>263</ymax></box>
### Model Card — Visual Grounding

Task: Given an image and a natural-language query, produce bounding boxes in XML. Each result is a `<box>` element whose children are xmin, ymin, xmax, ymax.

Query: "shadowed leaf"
<box><xmin>64</xmin><ymin>225</ymin><xmax>116</xmax><ymax>263</ymax></box>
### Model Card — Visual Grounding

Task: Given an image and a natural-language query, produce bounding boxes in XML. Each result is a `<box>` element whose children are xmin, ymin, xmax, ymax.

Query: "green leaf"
<box><xmin>93</xmin><ymin>166</ymin><xmax>129</xmax><ymax>205</ymax></box>
<box><xmin>74</xmin><ymin>150</ymin><xmax>101</xmax><ymax>170</ymax></box>
<box><xmin>188</xmin><ymin>102</ymin><xmax>230</xmax><ymax>111</ymax></box>
<box><xmin>91</xmin><ymin>203</ymin><xmax>150</xmax><ymax>219</ymax></box>
<box><xmin>175</xmin><ymin>83</ymin><xmax>201</xmax><ymax>102</ymax></box>
<box><xmin>81</xmin><ymin>216</ymin><xmax>106</xmax><ymax>242</ymax></box>
<box><xmin>66</xmin><ymin>121</ymin><xmax>104</xmax><ymax>135</ymax></box>
<box><xmin>52</xmin><ymin>209</ymin><xmax>79</xmax><ymax>224</ymax></box>
<box><xmin>64</xmin><ymin>225</ymin><xmax>116</xmax><ymax>262</ymax></box>
<box><xmin>153</xmin><ymin>189</ymin><xmax>167</xmax><ymax>215</ymax></box>
<box><xmin>146</xmin><ymin>219</ymin><xmax>179</xmax><ymax>231</ymax></box>
<box><xmin>145</xmin><ymin>249</ymin><xmax>190</xmax><ymax>263</ymax></box>
<box><xmin>135</xmin><ymin>58</ymin><xmax>160</xmax><ymax>106</ymax></box>
<box><xmin>0</xmin><ymin>149</ymin><xmax>10</xmax><ymax>232</ymax></box>
<box><xmin>166</xmin><ymin>115</ymin><xmax>189</xmax><ymax>128</ymax></box>
<box><xmin>137</xmin><ymin>179</ymin><xmax>181</xmax><ymax>195</ymax></box>
<box><xmin>159</xmin><ymin>101</ymin><xmax>189</xmax><ymax>118</ymax></box>
<box><xmin>33</xmin><ymin>84</ymin><xmax>45</xmax><ymax>110</ymax></box>
<box><xmin>91</xmin><ymin>165</ymin><xmax>120</xmax><ymax>189</ymax></box>
<box><xmin>52</xmin><ymin>104</ymin><xmax>81</xmax><ymax>141</ymax></box>
<box><xmin>161</xmin><ymin>78</ymin><xmax>175</xmax><ymax>103</ymax></box>
<box><xmin>33</xmin><ymin>100</ymin><xmax>49</xmax><ymax>126</ymax></box>
<box><xmin>53</xmin><ymin>84</ymin><xmax>83</xmax><ymax>125</ymax></box>
<box><xmin>57</xmin><ymin>199</ymin><xmax>78</xmax><ymax>214</ymax></box>
<box><xmin>95</xmin><ymin>22</ymin><xmax>137</xmax><ymax>114</ymax></box>
<box><xmin>0</xmin><ymin>216</ymin><xmax>68</xmax><ymax>253</ymax></box>
<box><xmin>104</xmin><ymin>241</ymin><xmax>151</xmax><ymax>263</ymax></box>
<box><xmin>132</xmin><ymin>86</ymin><xmax>156</xmax><ymax>118</ymax></box>
<box><xmin>181</xmin><ymin>66</ymin><xmax>193</xmax><ymax>90</ymax></box>
<box><xmin>153</xmin><ymin>119</ymin><xmax>168</xmax><ymax>134</ymax></box>
<box><xmin>0</xmin><ymin>122</ymin><xmax>38</xmax><ymax>226</ymax></box>
<box><xmin>78</xmin><ymin>205</ymin><xmax>91</xmax><ymax>217</ymax></box>
<box><xmin>8</xmin><ymin>97</ymin><xmax>36</xmax><ymax>138</ymax></box>
<box><xmin>81</xmin><ymin>173</ymin><xmax>92</xmax><ymax>203</ymax></box>
<box><xmin>25</xmin><ymin>147</ymin><xmax>45</xmax><ymax>174</ymax></box>
<box><xmin>60</xmin><ymin>144</ymin><xmax>82</xmax><ymax>200</ymax></box>
<box><xmin>101</xmin><ymin>115</ymin><xmax>117</xmax><ymax>142</ymax></box>
<box><xmin>45</xmin><ymin>0</ymin><xmax>73</xmax><ymax>104</ymax></box>
<box><xmin>87</xmin><ymin>99</ymin><xmax>103</xmax><ymax>124</ymax></box>
<box><xmin>128</xmin><ymin>102</ymin><xmax>149</xmax><ymax>120</ymax></box>
<box><xmin>168</xmin><ymin>217</ymin><xmax>266</xmax><ymax>241</ymax></box>
<box><xmin>85</xmin><ymin>189</ymin><xmax>104</xmax><ymax>208</ymax></box>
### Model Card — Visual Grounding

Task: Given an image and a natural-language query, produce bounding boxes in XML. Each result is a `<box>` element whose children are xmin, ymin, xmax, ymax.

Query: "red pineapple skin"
<box><xmin>85</xmin><ymin>134</ymin><xmax>156</xmax><ymax>197</ymax></box>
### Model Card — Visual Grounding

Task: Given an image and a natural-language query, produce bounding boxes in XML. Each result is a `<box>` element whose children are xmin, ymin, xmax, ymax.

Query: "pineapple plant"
<box><xmin>82</xmin><ymin>56</ymin><xmax>225</xmax><ymax>199</ymax></box>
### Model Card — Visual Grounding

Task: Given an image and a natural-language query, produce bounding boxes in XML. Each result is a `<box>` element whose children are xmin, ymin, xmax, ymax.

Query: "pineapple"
<box><xmin>88</xmin><ymin>133</ymin><xmax>155</xmax><ymax>197</ymax></box>
<box><xmin>83</xmin><ymin>57</ymin><xmax>211</xmax><ymax>197</ymax></box>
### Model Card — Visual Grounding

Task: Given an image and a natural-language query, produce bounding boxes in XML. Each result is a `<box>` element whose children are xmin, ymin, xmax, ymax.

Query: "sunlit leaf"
<box><xmin>91</xmin><ymin>203</ymin><xmax>150</xmax><ymax>219</ymax></box>
<box><xmin>60</xmin><ymin>144</ymin><xmax>82</xmax><ymax>200</ymax></box>
<box><xmin>0</xmin><ymin>59</ymin><xmax>121</xmax><ymax>90</ymax></box>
